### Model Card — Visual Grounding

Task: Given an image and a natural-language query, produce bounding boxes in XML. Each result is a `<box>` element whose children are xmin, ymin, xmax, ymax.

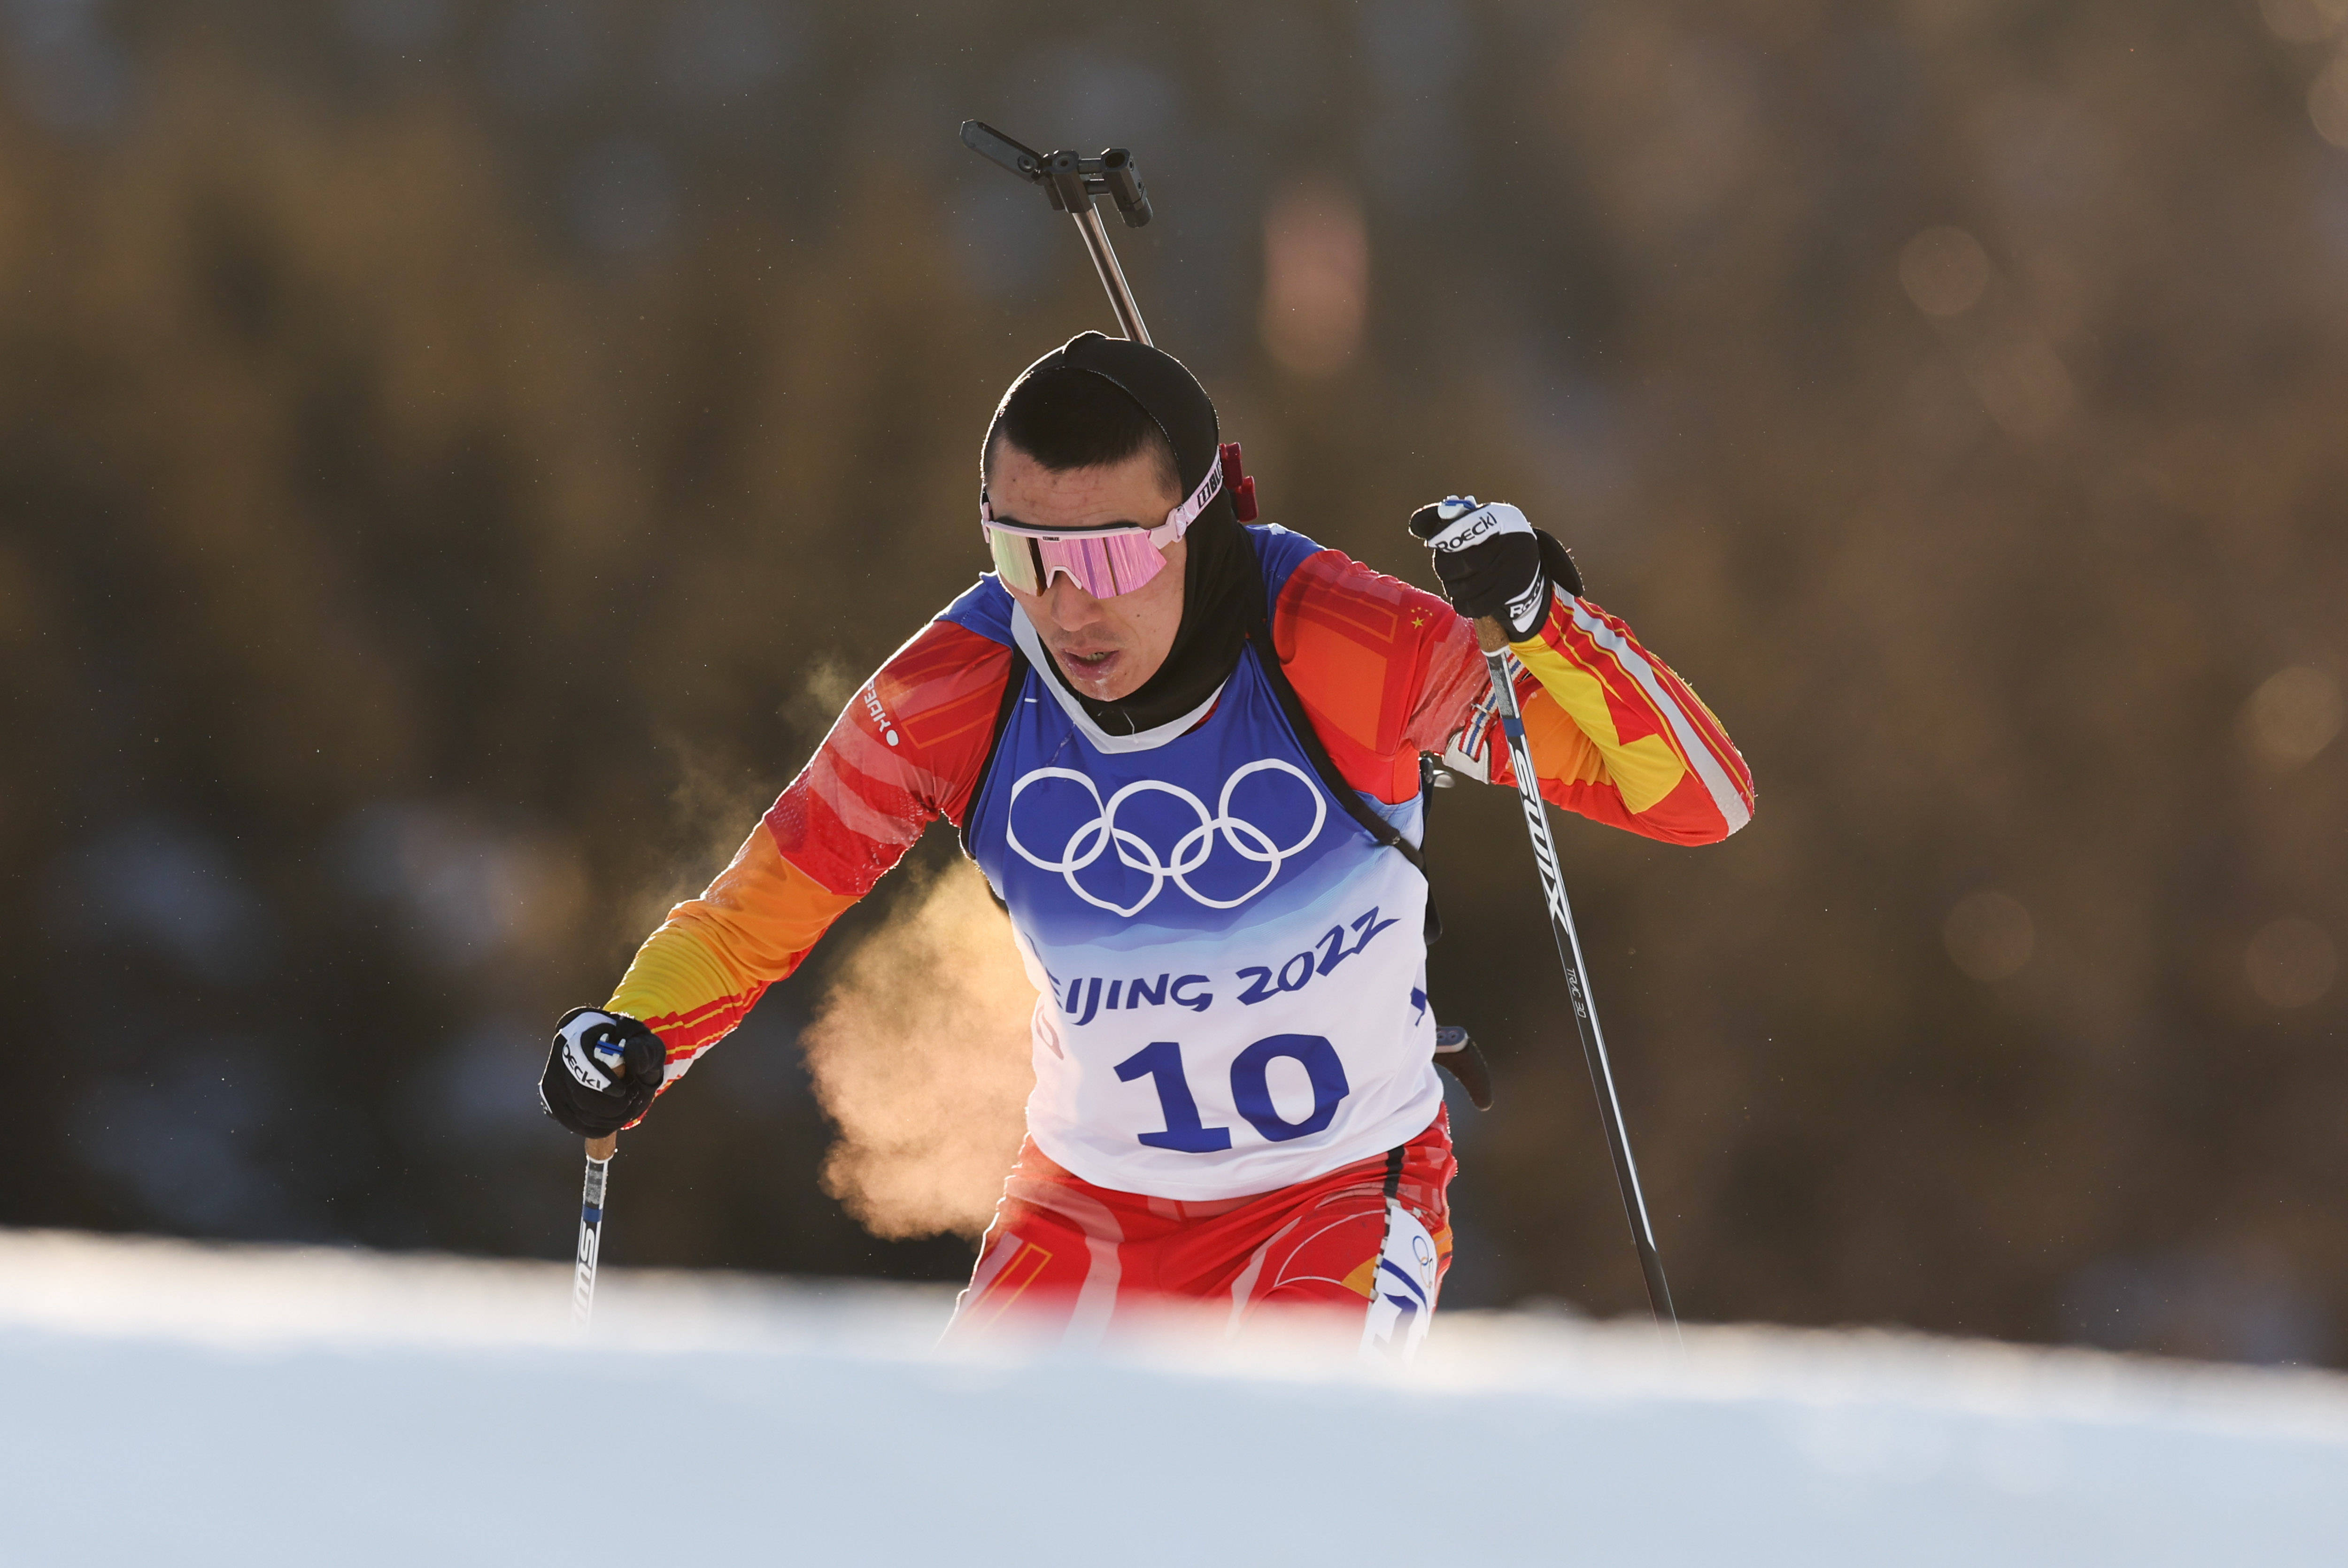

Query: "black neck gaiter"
<box><xmin>1045</xmin><ymin>509</ymin><xmax>1253</xmax><ymax>735</ymax></box>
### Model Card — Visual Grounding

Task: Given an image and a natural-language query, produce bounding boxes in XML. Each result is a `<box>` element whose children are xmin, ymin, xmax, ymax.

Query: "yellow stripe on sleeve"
<box><xmin>608</xmin><ymin>830</ymin><xmax>856</xmax><ymax>1026</ymax></box>
<box><xmin>1510</xmin><ymin>630</ymin><xmax>1690</xmax><ymax>816</ymax></box>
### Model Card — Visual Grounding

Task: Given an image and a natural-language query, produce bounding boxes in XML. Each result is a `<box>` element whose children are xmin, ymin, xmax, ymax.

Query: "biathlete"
<box><xmin>539</xmin><ymin>333</ymin><xmax>1753</xmax><ymax>1356</ymax></box>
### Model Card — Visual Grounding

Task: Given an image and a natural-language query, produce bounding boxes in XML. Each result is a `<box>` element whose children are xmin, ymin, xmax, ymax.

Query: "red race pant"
<box><xmin>946</xmin><ymin>1109</ymin><xmax>1456</xmax><ymax>1355</ymax></box>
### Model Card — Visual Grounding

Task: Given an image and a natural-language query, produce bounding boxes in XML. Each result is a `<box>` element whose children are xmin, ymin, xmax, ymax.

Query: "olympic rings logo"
<box><xmin>1004</xmin><ymin>760</ymin><xmax>1327</xmax><ymax>916</ymax></box>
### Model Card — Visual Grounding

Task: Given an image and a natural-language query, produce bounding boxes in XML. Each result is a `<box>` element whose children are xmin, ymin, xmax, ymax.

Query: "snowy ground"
<box><xmin>4</xmin><ymin>1228</ymin><xmax>2343</xmax><ymax>1567</ymax></box>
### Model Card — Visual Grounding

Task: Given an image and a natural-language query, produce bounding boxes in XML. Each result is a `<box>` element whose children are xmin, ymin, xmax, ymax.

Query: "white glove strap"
<box><xmin>1422</xmin><ymin>495</ymin><xmax>1533</xmax><ymax>550</ymax></box>
<box><xmin>1502</xmin><ymin>573</ymin><xmax>1551</xmax><ymax>639</ymax></box>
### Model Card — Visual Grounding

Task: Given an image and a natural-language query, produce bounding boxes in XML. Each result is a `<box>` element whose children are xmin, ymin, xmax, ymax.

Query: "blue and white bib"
<box><xmin>945</xmin><ymin>527</ymin><xmax>1442</xmax><ymax>1199</ymax></box>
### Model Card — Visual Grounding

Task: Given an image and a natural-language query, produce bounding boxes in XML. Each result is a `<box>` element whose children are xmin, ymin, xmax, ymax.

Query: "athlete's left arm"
<box><xmin>1414</xmin><ymin>581</ymin><xmax>1755</xmax><ymax>845</ymax></box>
<box><xmin>1274</xmin><ymin>550</ymin><xmax>1753</xmax><ymax>845</ymax></box>
<box><xmin>599</xmin><ymin>615</ymin><xmax>1012</xmax><ymax>1097</ymax></box>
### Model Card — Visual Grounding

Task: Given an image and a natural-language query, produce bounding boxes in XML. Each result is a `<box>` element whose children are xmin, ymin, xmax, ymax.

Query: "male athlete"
<box><xmin>539</xmin><ymin>333</ymin><xmax>1753</xmax><ymax>1355</ymax></box>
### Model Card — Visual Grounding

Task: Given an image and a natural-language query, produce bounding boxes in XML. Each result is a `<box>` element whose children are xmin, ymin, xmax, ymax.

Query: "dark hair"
<box><xmin>981</xmin><ymin>367</ymin><xmax>1182</xmax><ymax>500</ymax></box>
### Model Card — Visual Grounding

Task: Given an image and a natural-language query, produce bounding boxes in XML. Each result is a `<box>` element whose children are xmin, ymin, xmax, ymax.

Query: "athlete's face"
<box><xmin>990</xmin><ymin>441</ymin><xmax>1188</xmax><ymax>703</ymax></box>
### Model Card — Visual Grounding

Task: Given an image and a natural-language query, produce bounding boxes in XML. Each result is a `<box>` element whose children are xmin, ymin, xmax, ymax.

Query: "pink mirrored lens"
<box><xmin>986</xmin><ymin>526</ymin><xmax>1169</xmax><ymax>599</ymax></box>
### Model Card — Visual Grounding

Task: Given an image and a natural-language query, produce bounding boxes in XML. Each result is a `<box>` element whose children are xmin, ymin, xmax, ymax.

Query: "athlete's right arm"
<box><xmin>598</xmin><ymin>616</ymin><xmax>1013</xmax><ymax>1108</ymax></box>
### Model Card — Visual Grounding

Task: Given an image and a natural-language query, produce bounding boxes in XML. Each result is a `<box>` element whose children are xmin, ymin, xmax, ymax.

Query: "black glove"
<box><xmin>1406</xmin><ymin>496</ymin><xmax>1582</xmax><ymax>638</ymax></box>
<box><xmin>538</xmin><ymin>1008</ymin><xmax>666</xmax><ymax>1137</ymax></box>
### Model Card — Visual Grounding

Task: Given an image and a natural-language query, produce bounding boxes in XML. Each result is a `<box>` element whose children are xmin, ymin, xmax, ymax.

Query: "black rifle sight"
<box><xmin>960</xmin><ymin>121</ymin><xmax>1152</xmax><ymax>228</ymax></box>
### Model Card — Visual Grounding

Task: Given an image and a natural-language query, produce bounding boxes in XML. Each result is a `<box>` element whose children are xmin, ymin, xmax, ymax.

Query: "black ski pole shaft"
<box><xmin>572</xmin><ymin>1133</ymin><xmax>616</xmax><ymax>1330</ymax></box>
<box><xmin>1476</xmin><ymin>618</ymin><xmax>1680</xmax><ymax>1340</ymax></box>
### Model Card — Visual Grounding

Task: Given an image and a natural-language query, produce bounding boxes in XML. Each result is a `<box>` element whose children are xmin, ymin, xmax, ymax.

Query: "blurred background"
<box><xmin>1</xmin><ymin>0</ymin><xmax>2342</xmax><ymax>1368</ymax></box>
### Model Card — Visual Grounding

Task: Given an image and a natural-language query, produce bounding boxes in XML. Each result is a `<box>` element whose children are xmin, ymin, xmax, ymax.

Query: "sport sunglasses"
<box><xmin>981</xmin><ymin>444</ymin><xmax>1254</xmax><ymax>600</ymax></box>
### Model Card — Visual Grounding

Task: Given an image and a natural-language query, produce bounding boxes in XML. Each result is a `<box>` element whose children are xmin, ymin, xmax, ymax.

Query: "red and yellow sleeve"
<box><xmin>1450</xmin><ymin>587</ymin><xmax>1755</xmax><ymax>845</ymax></box>
<box><xmin>607</xmin><ymin>615</ymin><xmax>1012</xmax><ymax>1091</ymax></box>
<box><xmin>1272</xmin><ymin>546</ymin><xmax>1752</xmax><ymax>845</ymax></box>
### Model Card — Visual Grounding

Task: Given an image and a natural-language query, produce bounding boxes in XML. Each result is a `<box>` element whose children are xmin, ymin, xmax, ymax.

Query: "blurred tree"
<box><xmin>0</xmin><ymin>0</ymin><xmax>2340</xmax><ymax>1363</ymax></box>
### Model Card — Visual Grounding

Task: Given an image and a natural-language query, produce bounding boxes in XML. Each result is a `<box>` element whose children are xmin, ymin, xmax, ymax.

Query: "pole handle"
<box><xmin>1474</xmin><ymin>615</ymin><xmax>1509</xmax><ymax>655</ymax></box>
<box><xmin>586</xmin><ymin>1134</ymin><xmax>617</xmax><ymax>1161</ymax></box>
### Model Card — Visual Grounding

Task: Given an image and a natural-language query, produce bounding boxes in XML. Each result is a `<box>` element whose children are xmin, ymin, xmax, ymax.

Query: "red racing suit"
<box><xmin>605</xmin><ymin>529</ymin><xmax>1753</xmax><ymax>1343</ymax></box>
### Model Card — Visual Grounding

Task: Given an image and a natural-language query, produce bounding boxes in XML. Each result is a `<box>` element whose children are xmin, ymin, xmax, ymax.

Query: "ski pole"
<box><xmin>1475</xmin><ymin>617</ymin><xmax>1681</xmax><ymax>1340</ymax></box>
<box><xmin>572</xmin><ymin>1133</ymin><xmax>616</xmax><ymax>1330</ymax></box>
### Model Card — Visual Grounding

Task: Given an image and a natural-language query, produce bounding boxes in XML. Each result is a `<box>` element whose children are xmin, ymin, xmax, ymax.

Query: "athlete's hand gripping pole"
<box><xmin>1411</xmin><ymin>494</ymin><xmax>1679</xmax><ymax>1337</ymax></box>
<box><xmin>961</xmin><ymin>121</ymin><xmax>1154</xmax><ymax>345</ymax></box>
<box><xmin>540</xmin><ymin>1007</ymin><xmax>664</xmax><ymax>1330</ymax></box>
<box><xmin>573</xmin><ymin>1134</ymin><xmax>616</xmax><ymax>1330</ymax></box>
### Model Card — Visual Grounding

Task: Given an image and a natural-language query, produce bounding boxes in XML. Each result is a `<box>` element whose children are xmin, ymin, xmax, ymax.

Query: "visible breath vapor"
<box><xmin>801</xmin><ymin>858</ymin><xmax>1036</xmax><ymax>1241</ymax></box>
<box><xmin>614</xmin><ymin>740</ymin><xmax>787</xmax><ymax>960</ymax></box>
<box><xmin>619</xmin><ymin>655</ymin><xmax>867</xmax><ymax>959</ymax></box>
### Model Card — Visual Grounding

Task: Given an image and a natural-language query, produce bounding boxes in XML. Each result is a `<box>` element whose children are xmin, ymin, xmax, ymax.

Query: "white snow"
<box><xmin>4</xmin><ymin>1227</ymin><xmax>2343</xmax><ymax>1567</ymax></box>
